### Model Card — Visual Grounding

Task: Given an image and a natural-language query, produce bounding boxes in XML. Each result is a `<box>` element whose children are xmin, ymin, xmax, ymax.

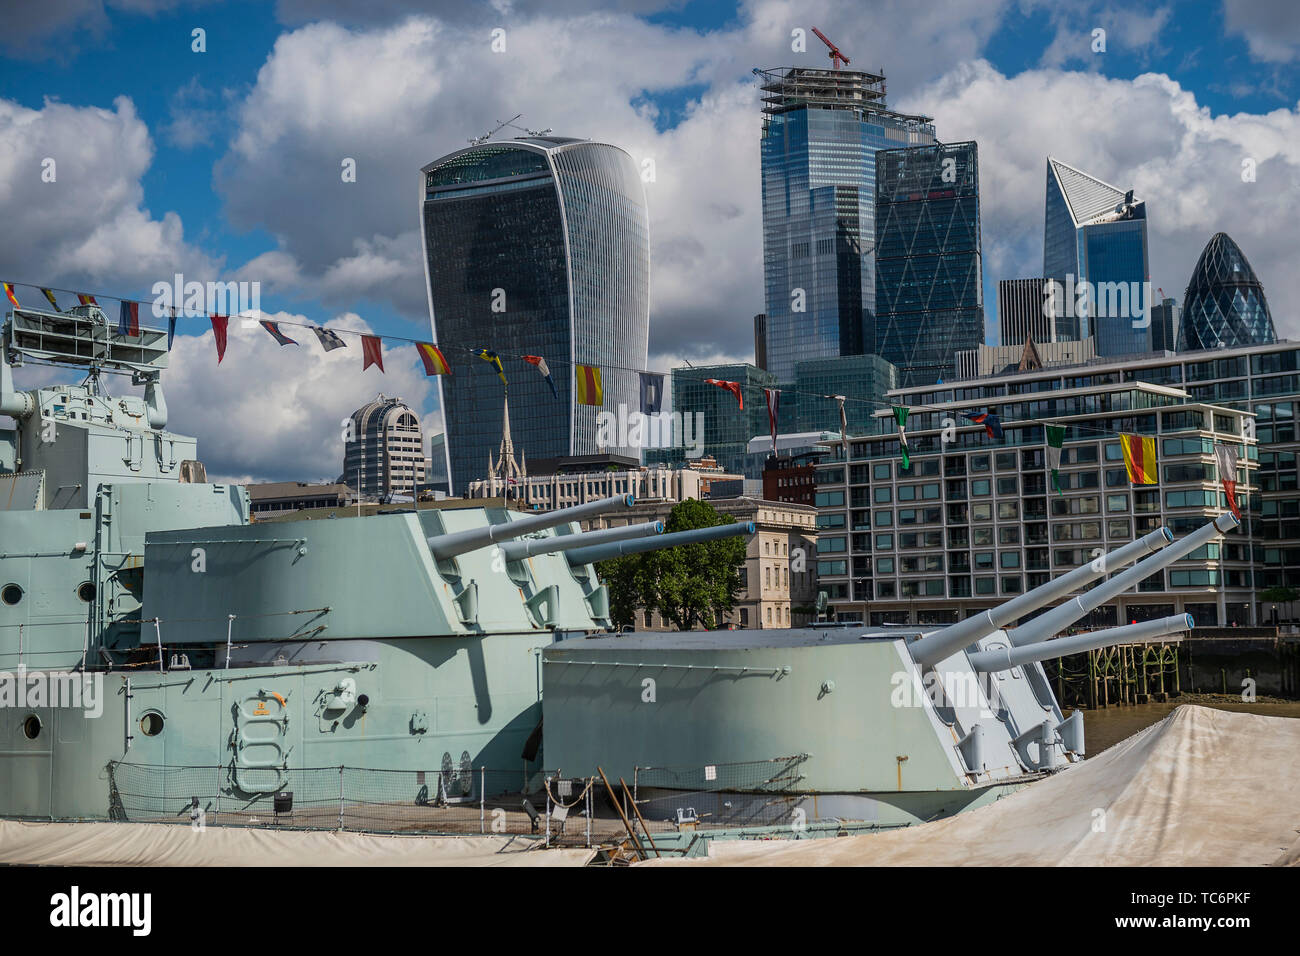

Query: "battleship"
<box><xmin>0</xmin><ymin>302</ymin><xmax>1237</xmax><ymax>844</ymax></box>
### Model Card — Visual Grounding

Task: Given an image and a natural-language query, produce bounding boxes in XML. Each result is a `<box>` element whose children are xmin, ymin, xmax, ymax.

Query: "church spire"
<box><xmin>487</xmin><ymin>391</ymin><xmax>526</xmax><ymax>496</ymax></box>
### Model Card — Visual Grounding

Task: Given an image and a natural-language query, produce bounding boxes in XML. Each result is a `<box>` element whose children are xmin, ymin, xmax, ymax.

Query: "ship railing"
<box><xmin>627</xmin><ymin>753</ymin><xmax>815</xmax><ymax>835</ymax></box>
<box><xmin>97</xmin><ymin>754</ymin><xmax>838</xmax><ymax>850</ymax></box>
<box><xmin>104</xmin><ymin>762</ymin><xmax>603</xmax><ymax>847</ymax></box>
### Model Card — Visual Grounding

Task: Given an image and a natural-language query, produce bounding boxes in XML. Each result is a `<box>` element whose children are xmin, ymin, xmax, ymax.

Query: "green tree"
<box><xmin>1259</xmin><ymin>586</ymin><xmax>1299</xmax><ymax>604</ymax></box>
<box><xmin>596</xmin><ymin>499</ymin><xmax>748</xmax><ymax>631</ymax></box>
<box><xmin>598</xmin><ymin>553</ymin><xmax>645</xmax><ymax>629</ymax></box>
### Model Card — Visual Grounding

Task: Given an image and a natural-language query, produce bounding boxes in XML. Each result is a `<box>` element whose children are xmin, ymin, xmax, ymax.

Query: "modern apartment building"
<box><xmin>808</xmin><ymin>341</ymin><xmax>1300</xmax><ymax>627</ymax></box>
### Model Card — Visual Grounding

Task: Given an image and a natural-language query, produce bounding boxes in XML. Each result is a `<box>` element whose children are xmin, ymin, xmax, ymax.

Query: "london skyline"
<box><xmin>2</xmin><ymin>0</ymin><xmax>1297</xmax><ymax>483</ymax></box>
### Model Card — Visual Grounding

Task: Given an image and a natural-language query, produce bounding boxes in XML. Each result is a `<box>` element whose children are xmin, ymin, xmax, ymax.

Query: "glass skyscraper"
<box><xmin>420</xmin><ymin>137</ymin><xmax>650</xmax><ymax>494</ymax></box>
<box><xmin>1043</xmin><ymin>157</ymin><xmax>1151</xmax><ymax>356</ymax></box>
<box><xmin>874</xmin><ymin>141</ymin><xmax>984</xmax><ymax>387</ymax></box>
<box><xmin>1178</xmin><ymin>232</ymin><xmax>1276</xmax><ymax>352</ymax></box>
<box><xmin>758</xmin><ymin>67</ymin><xmax>935</xmax><ymax>383</ymax></box>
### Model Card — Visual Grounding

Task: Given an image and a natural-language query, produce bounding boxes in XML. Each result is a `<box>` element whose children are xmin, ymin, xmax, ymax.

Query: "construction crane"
<box><xmin>811</xmin><ymin>27</ymin><xmax>850</xmax><ymax>69</ymax></box>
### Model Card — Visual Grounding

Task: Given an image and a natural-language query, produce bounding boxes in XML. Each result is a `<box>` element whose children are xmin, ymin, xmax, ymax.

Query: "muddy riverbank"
<box><xmin>1072</xmin><ymin>695</ymin><xmax>1300</xmax><ymax>754</ymax></box>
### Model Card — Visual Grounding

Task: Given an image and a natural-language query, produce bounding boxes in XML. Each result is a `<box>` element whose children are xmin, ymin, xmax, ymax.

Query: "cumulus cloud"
<box><xmin>902</xmin><ymin>60</ymin><xmax>1300</xmax><ymax>340</ymax></box>
<box><xmin>0</xmin><ymin>95</ymin><xmax>218</xmax><ymax>293</ymax></box>
<box><xmin>214</xmin><ymin>0</ymin><xmax>1014</xmax><ymax>361</ymax></box>
<box><xmin>162</xmin><ymin>75</ymin><xmax>224</xmax><ymax>149</ymax></box>
<box><xmin>161</xmin><ymin>311</ymin><xmax>438</xmax><ymax>483</ymax></box>
<box><xmin>9</xmin><ymin>1</ymin><xmax>1300</xmax><ymax>483</ymax></box>
<box><xmin>1035</xmin><ymin>3</ymin><xmax>1173</xmax><ymax>69</ymax></box>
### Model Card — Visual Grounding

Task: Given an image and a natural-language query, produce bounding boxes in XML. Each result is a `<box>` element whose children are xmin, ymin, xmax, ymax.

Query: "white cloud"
<box><xmin>0</xmin><ymin>95</ymin><xmax>219</xmax><ymax>295</ymax></box>
<box><xmin>163</xmin><ymin>75</ymin><xmax>222</xmax><ymax>149</ymax></box>
<box><xmin>161</xmin><ymin>311</ymin><xmax>437</xmax><ymax>483</ymax></box>
<box><xmin>214</xmin><ymin>1</ymin><xmax>1014</xmax><ymax>362</ymax></box>
<box><xmin>9</xmin><ymin>1</ymin><xmax>1300</xmax><ymax>484</ymax></box>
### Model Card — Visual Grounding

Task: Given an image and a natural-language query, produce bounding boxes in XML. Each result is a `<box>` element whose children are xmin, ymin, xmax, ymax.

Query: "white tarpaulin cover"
<box><xmin>0</xmin><ymin>820</ymin><xmax>596</xmax><ymax>867</ymax></box>
<box><xmin>647</xmin><ymin>705</ymin><xmax>1300</xmax><ymax>867</ymax></box>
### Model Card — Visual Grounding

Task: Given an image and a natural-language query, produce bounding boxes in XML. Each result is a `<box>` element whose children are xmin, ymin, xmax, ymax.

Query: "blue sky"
<box><xmin>2</xmin><ymin>0</ymin><xmax>1298</xmax><ymax>481</ymax></box>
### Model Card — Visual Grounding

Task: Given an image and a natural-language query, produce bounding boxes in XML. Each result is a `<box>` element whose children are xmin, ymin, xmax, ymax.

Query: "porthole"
<box><xmin>1</xmin><ymin>584</ymin><xmax>22</xmax><ymax>606</ymax></box>
<box><xmin>22</xmin><ymin>715</ymin><xmax>41</xmax><ymax>740</ymax></box>
<box><xmin>77</xmin><ymin>582</ymin><xmax>96</xmax><ymax>603</ymax></box>
<box><xmin>140</xmin><ymin>712</ymin><xmax>164</xmax><ymax>737</ymax></box>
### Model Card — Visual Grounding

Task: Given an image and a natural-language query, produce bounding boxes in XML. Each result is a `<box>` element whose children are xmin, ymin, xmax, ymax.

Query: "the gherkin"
<box><xmin>1178</xmin><ymin>233</ymin><xmax>1276</xmax><ymax>351</ymax></box>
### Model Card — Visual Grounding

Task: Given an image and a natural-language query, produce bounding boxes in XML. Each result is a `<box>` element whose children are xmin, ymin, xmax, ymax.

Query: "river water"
<box><xmin>1076</xmin><ymin>696</ymin><xmax>1300</xmax><ymax>755</ymax></box>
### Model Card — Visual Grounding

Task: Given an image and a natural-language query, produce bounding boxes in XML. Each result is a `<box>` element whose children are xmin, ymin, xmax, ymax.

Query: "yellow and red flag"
<box><xmin>416</xmin><ymin>342</ymin><xmax>451</xmax><ymax>376</ymax></box>
<box><xmin>77</xmin><ymin>293</ymin><xmax>98</xmax><ymax>306</ymax></box>
<box><xmin>3</xmin><ymin>282</ymin><xmax>18</xmax><ymax>308</ymax></box>
<box><xmin>575</xmin><ymin>364</ymin><xmax>603</xmax><ymax>406</ymax></box>
<box><xmin>1119</xmin><ymin>433</ymin><xmax>1157</xmax><ymax>484</ymax></box>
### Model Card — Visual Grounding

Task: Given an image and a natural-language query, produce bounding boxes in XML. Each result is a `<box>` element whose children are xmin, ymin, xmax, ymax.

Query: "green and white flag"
<box><xmin>1045</xmin><ymin>423</ymin><xmax>1066</xmax><ymax>496</ymax></box>
<box><xmin>893</xmin><ymin>405</ymin><xmax>911</xmax><ymax>470</ymax></box>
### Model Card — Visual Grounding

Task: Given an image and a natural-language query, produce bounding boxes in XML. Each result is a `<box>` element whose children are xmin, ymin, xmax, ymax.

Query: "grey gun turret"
<box><xmin>426</xmin><ymin>493</ymin><xmax>635</xmax><ymax>560</ymax></box>
<box><xmin>910</xmin><ymin>527</ymin><xmax>1173</xmax><ymax>667</ymax></box>
<box><xmin>566</xmin><ymin>520</ymin><xmax>756</xmax><ymax>565</ymax></box>
<box><xmin>967</xmin><ymin>613</ymin><xmax>1193</xmax><ymax>672</ymax></box>
<box><xmin>1005</xmin><ymin>512</ymin><xmax>1239</xmax><ymax>647</ymax></box>
<box><xmin>498</xmin><ymin>520</ymin><xmax>663</xmax><ymax>561</ymax></box>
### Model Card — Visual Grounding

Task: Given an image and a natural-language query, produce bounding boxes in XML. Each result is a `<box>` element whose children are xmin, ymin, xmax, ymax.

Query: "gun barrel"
<box><xmin>968</xmin><ymin>614</ymin><xmax>1192</xmax><ymax>672</ymax></box>
<box><xmin>499</xmin><ymin>520</ymin><xmax>662</xmax><ymax>561</ymax></box>
<box><xmin>1008</xmin><ymin>513</ymin><xmax>1237</xmax><ymax>646</ymax></box>
<box><xmin>427</xmin><ymin>494</ymin><xmax>635</xmax><ymax>561</ymax></box>
<box><xmin>567</xmin><ymin>520</ymin><xmax>755</xmax><ymax>565</ymax></box>
<box><xmin>0</xmin><ymin>348</ymin><xmax>34</xmax><ymax>419</ymax></box>
<box><xmin>909</xmin><ymin>527</ymin><xmax>1172</xmax><ymax>667</ymax></box>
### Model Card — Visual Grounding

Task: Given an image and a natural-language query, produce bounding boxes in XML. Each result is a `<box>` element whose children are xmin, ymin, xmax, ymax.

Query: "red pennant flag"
<box><xmin>362</xmin><ymin>335</ymin><xmax>384</xmax><ymax>373</ymax></box>
<box><xmin>210</xmin><ymin>314</ymin><xmax>229</xmax><ymax>364</ymax></box>
<box><xmin>705</xmin><ymin>378</ymin><xmax>744</xmax><ymax>410</ymax></box>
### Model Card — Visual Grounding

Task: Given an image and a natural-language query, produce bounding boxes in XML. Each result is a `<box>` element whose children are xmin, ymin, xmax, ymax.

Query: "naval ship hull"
<box><xmin>1</xmin><ymin>635</ymin><xmax>551</xmax><ymax>821</ymax></box>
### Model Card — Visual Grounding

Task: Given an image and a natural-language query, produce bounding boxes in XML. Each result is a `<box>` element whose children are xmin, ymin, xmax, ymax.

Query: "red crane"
<box><xmin>811</xmin><ymin>27</ymin><xmax>850</xmax><ymax>69</ymax></box>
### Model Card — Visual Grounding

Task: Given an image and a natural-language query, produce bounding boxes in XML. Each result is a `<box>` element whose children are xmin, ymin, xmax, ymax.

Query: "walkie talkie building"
<box><xmin>420</xmin><ymin>137</ymin><xmax>650</xmax><ymax>494</ymax></box>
